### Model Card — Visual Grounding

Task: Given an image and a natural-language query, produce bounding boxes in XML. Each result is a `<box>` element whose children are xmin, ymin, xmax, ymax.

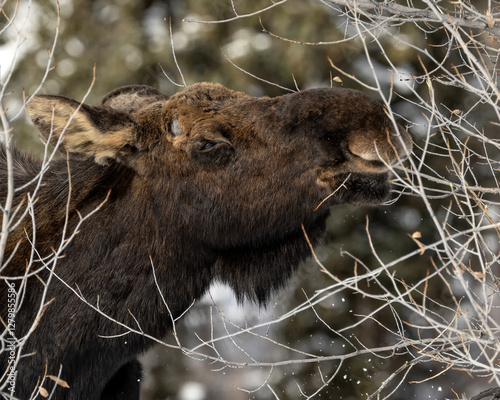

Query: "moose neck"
<box><xmin>7</xmin><ymin>156</ymin><xmax>215</xmax><ymax>322</ymax></box>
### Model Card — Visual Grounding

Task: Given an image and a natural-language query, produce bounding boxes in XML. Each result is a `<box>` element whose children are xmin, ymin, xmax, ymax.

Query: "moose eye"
<box><xmin>201</xmin><ymin>141</ymin><xmax>216</xmax><ymax>151</ymax></box>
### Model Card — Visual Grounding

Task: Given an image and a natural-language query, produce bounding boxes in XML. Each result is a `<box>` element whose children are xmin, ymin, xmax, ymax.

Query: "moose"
<box><xmin>0</xmin><ymin>82</ymin><xmax>412</xmax><ymax>399</ymax></box>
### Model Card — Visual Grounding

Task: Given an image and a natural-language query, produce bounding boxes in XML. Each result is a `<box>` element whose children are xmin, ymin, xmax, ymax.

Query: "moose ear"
<box><xmin>26</xmin><ymin>95</ymin><xmax>136</xmax><ymax>164</ymax></box>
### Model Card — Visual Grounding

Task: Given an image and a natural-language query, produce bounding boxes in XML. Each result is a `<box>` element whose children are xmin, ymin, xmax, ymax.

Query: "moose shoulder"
<box><xmin>0</xmin><ymin>83</ymin><xmax>412</xmax><ymax>399</ymax></box>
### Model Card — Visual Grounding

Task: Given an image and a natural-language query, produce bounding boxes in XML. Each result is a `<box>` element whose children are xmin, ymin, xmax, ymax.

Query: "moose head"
<box><xmin>1</xmin><ymin>82</ymin><xmax>412</xmax><ymax>399</ymax></box>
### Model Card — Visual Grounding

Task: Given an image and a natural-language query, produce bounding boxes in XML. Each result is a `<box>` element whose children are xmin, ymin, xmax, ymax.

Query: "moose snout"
<box><xmin>347</xmin><ymin>125</ymin><xmax>413</xmax><ymax>167</ymax></box>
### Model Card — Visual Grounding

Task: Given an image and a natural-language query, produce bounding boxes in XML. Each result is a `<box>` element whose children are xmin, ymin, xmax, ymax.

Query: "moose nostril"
<box><xmin>348</xmin><ymin>129</ymin><xmax>412</xmax><ymax>165</ymax></box>
<box><xmin>346</xmin><ymin>141</ymin><xmax>410</xmax><ymax>174</ymax></box>
<box><xmin>348</xmin><ymin>142</ymin><xmax>385</xmax><ymax>162</ymax></box>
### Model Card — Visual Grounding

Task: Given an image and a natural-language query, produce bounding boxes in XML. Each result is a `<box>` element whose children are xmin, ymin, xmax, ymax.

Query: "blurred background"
<box><xmin>1</xmin><ymin>0</ymin><xmax>498</xmax><ymax>399</ymax></box>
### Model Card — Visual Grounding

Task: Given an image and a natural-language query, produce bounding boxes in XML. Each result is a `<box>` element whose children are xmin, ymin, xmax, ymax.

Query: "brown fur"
<box><xmin>0</xmin><ymin>83</ymin><xmax>412</xmax><ymax>399</ymax></box>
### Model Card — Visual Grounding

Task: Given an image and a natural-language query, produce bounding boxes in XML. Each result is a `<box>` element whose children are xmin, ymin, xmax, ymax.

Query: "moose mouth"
<box><xmin>317</xmin><ymin>171</ymin><xmax>392</xmax><ymax>208</ymax></box>
<box><xmin>314</xmin><ymin>134</ymin><xmax>409</xmax><ymax>207</ymax></box>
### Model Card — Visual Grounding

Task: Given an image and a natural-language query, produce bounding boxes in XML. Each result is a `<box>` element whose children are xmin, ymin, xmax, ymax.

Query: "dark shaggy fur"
<box><xmin>0</xmin><ymin>83</ymin><xmax>412</xmax><ymax>399</ymax></box>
